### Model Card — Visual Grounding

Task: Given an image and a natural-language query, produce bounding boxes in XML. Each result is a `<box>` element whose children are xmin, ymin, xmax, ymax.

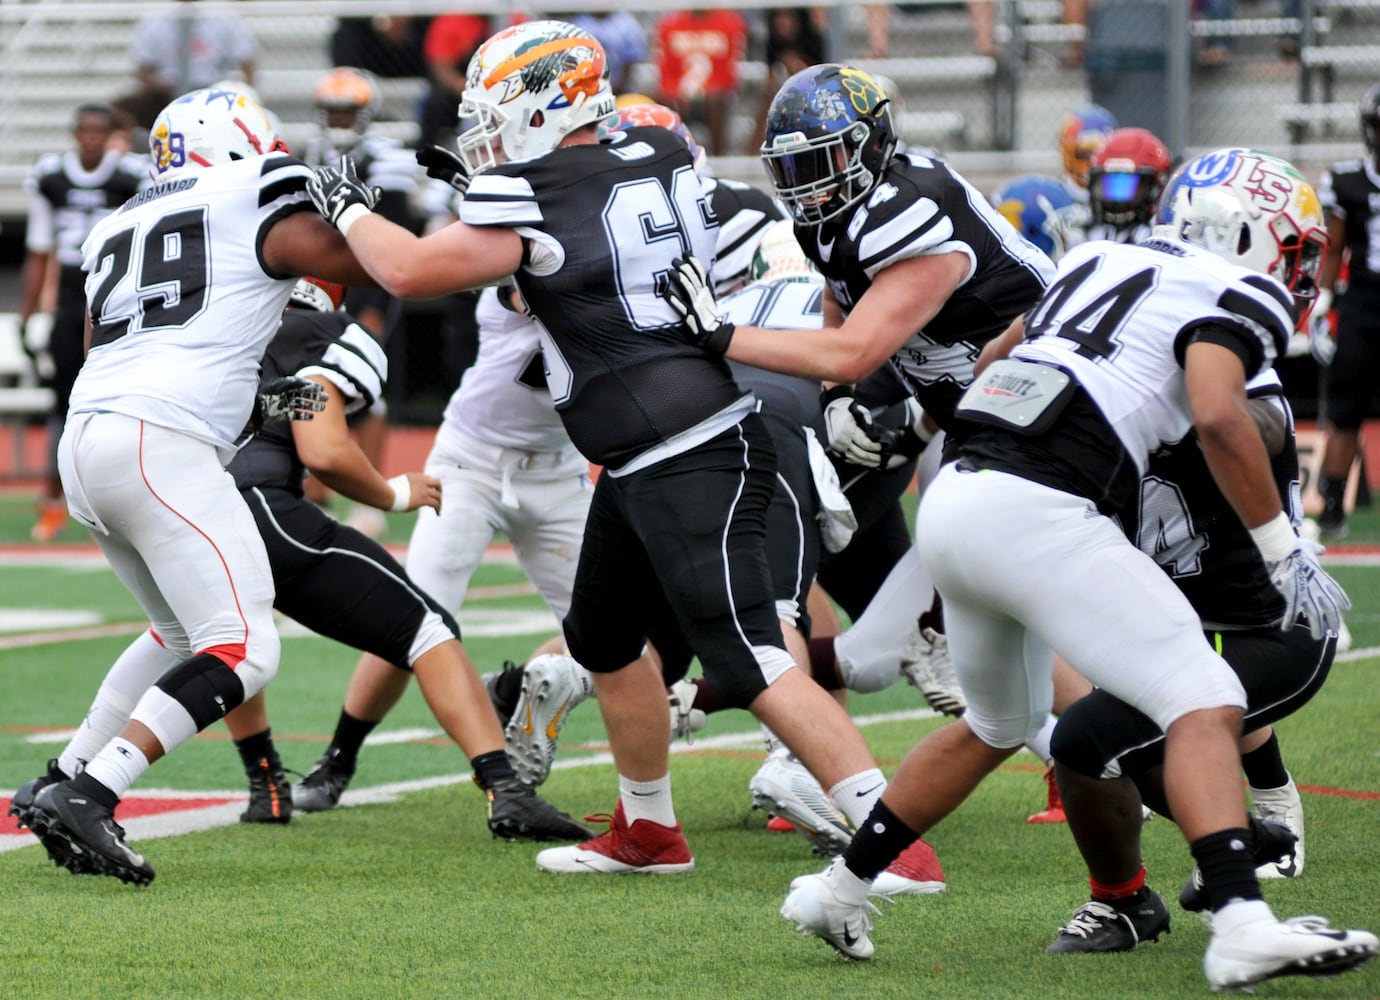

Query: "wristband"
<box><xmin>336</xmin><ymin>202</ymin><xmax>372</xmax><ymax>238</ymax></box>
<box><xmin>1248</xmin><ymin>511</ymin><xmax>1296</xmax><ymax>563</ymax></box>
<box><xmin>387</xmin><ymin>474</ymin><xmax>411</xmax><ymax>512</ymax></box>
<box><xmin>704</xmin><ymin>321</ymin><xmax>735</xmax><ymax>355</ymax></box>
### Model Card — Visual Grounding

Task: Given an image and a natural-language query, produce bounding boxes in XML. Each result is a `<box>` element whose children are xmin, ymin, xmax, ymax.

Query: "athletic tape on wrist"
<box><xmin>337</xmin><ymin>202</ymin><xmax>372</xmax><ymax>237</ymax></box>
<box><xmin>1249</xmin><ymin>511</ymin><xmax>1296</xmax><ymax>563</ymax></box>
<box><xmin>387</xmin><ymin>474</ymin><xmax>411</xmax><ymax>512</ymax></box>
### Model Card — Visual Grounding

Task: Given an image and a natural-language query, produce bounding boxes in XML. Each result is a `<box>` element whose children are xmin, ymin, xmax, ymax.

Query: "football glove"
<box><xmin>821</xmin><ymin>386</ymin><xmax>887</xmax><ymax>467</ymax></box>
<box><xmin>663</xmin><ymin>255</ymin><xmax>735</xmax><ymax>354</ymax></box>
<box><xmin>1307</xmin><ymin>288</ymin><xmax>1336</xmax><ymax>367</ymax></box>
<box><xmin>416</xmin><ymin>144</ymin><xmax>471</xmax><ymax>196</ymax></box>
<box><xmin>253</xmin><ymin>376</ymin><xmax>327</xmax><ymax>429</ymax></box>
<box><xmin>306</xmin><ymin>155</ymin><xmax>380</xmax><ymax>234</ymax></box>
<box><xmin>871</xmin><ymin>397</ymin><xmax>934</xmax><ymax>470</ymax></box>
<box><xmin>1262</xmin><ymin>537</ymin><xmax>1350</xmax><ymax>640</ymax></box>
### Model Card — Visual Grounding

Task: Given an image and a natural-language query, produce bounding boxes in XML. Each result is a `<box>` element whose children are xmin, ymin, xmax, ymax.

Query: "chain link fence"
<box><xmin>0</xmin><ymin>0</ymin><xmax>1377</xmax><ymax>423</ymax></box>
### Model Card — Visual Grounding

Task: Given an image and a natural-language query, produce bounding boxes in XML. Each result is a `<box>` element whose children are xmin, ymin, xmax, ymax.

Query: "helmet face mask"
<box><xmin>1087</xmin><ymin>127</ymin><xmax>1173</xmax><ymax>228</ymax></box>
<box><xmin>150</xmin><ymin>87</ymin><xmax>286</xmax><ymax>178</ymax></box>
<box><xmin>760</xmin><ymin>64</ymin><xmax>897</xmax><ymax>226</ymax></box>
<box><xmin>1153</xmin><ymin>148</ymin><xmax>1328</xmax><ymax>324</ymax></box>
<box><xmin>314</xmin><ymin>67</ymin><xmax>380</xmax><ymax>152</ymax></box>
<box><xmin>455</xmin><ymin>20</ymin><xmax>616</xmax><ymax>175</ymax></box>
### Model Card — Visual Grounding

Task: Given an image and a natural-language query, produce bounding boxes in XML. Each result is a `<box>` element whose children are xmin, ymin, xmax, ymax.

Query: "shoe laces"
<box><xmin>1058</xmin><ymin>900</ymin><xmax>1123</xmax><ymax>938</ymax></box>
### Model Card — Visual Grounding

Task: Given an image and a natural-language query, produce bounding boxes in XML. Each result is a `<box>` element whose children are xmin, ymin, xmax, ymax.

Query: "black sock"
<box><xmin>233</xmin><ymin>728</ymin><xmax>282</xmax><ymax>774</ymax></box>
<box><xmin>843</xmin><ymin>799</ymin><xmax>917</xmax><ymax>882</ymax></box>
<box><xmin>326</xmin><ymin>711</ymin><xmax>378</xmax><ymax>771</ymax></box>
<box><xmin>1190</xmin><ymin>828</ymin><xmax>1262</xmax><ymax>911</ymax></box>
<box><xmin>69</xmin><ymin>771</ymin><xmax>119</xmax><ymax>810</ymax></box>
<box><xmin>471</xmin><ymin>750</ymin><xmax>516</xmax><ymax>789</ymax></box>
<box><xmin>1241</xmin><ymin>732</ymin><xmax>1289</xmax><ymax>791</ymax></box>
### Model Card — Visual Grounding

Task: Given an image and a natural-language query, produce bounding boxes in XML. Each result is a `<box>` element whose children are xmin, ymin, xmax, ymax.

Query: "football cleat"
<box><xmin>241</xmin><ymin>758</ymin><xmax>293</xmax><ymax>824</ymax></box>
<box><xmin>504</xmin><ymin>653</ymin><xmax>592</xmax><ymax>787</ymax></box>
<box><xmin>668</xmin><ymin>679</ymin><xmax>707</xmax><ymax>742</ymax></box>
<box><xmin>484</xmin><ymin>660</ymin><xmax>524</xmax><ymax>730</ymax></box>
<box><xmin>872</xmin><ymin>838</ymin><xmax>947</xmax><ymax>897</ymax></box>
<box><xmin>1180</xmin><ymin>816</ymin><xmax>1298</xmax><ymax>913</ymax></box>
<box><xmin>7</xmin><ymin>758</ymin><xmax>68</xmax><ymax>831</ymax></box>
<box><xmin>749</xmin><ymin>748</ymin><xmax>853</xmax><ymax>857</ymax></box>
<box><xmin>481</xmin><ymin>775</ymin><xmax>593</xmax><ymax>843</ymax></box>
<box><xmin>534</xmin><ymin>802</ymin><xmax>694</xmax><ymax>874</ymax></box>
<box><xmin>900</xmin><ymin>624</ymin><xmax>966</xmax><ymax>717</ymax></box>
<box><xmin>781</xmin><ymin>858</ymin><xmax>880</xmax><ymax>960</ymax></box>
<box><xmin>1204</xmin><ymin>914</ymin><xmax>1377</xmax><ymax>990</ymax></box>
<box><xmin>1028</xmin><ymin>765</ymin><xmax>1066</xmax><ymax>824</ymax></box>
<box><xmin>28</xmin><ymin>782</ymin><xmax>154</xmax><ymax>885</ymax></box>
<box><xmin>1048</xmin><ymin>890</ymin><xmax>1171</xmax><ymax>953</ymax></box>
<box><xmin>1251</xmin><ymin>775</ymin><xmax>1304</xmax><ymax>879</ymax></box>
<box><xmin>292</xmin><ymin>752</ymin><xmax>355</xmax><ymax>813</ymax></box>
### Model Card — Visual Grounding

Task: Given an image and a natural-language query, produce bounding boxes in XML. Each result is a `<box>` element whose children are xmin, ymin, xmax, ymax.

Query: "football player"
<box><xmin>1309</xmin><ymin>82</ymin><xmax>1380</xmax><ymax>538</ymax></box>
<box><xmin>1080</xmin><ymin>126</ymin><xmax>1174</xmax><ymax>245</ymax></box>
<box><xmin>215</xmin><ymin>277</ymin><xmax>590</xmax><ymax>843</ymax></box>
<box><xmin>8</xmin><ymin>87</ymin><xmax>377</xmax><ymax>885</ymax></box>
<box><xmin>306</xmin><ymin>21</ymin><xmax>937</xmax><ymax>884</ymax></box>
<box><xmin>773</xmin><ymin>148</ymin><xmax>1374</xmax><ymax>989</ymax></box>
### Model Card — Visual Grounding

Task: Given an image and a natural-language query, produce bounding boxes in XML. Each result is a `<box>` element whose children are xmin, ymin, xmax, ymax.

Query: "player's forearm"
<box><xmin>301</xmin><ymin>440</ymin><xmax>395</xmax><ymax>509</ymax></box>
<box><xmin>18</xmin><ymin>252</ymin><xmax>50</xmax><ymax>321</ymax></box>
<box><xmin>728</xmin><ymin>324</ymin><xmax>890</xmax><ymax>385</ymax></box>
<box><xmin>1198</xmin><ymin>406</ymin><xmax>1284</xmax><ymax>530</ymax></box>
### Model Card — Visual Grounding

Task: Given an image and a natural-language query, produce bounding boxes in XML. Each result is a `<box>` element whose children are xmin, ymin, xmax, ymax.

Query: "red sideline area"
<box><xmin>3</xmin><ymin>795</ymin><xmax>240</xmax><ymax>835</ymax></box>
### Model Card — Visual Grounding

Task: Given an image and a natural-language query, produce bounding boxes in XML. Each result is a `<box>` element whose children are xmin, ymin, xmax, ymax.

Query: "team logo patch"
<box><xmin>1179</xmin><ymin>148</ymin><xmax>1243</xmax><ymax>187</ymax></box>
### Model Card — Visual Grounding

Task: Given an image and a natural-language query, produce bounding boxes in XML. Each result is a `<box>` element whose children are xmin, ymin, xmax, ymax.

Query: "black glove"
<box><xmin>663</xmin><ymin>255</ymin><xmax>735</xmax><ymax>354</ymax></box>
<box><xmin>252</xmin><ymin>376</ymin><xmax>327</xmax><ymax>430</ymax></box>
<box><xmin>306</xmin><ymin>155</ymin><xmax>380</xmax><ymax>233</ymax></box>
<box><xmin>416</xmin><ymin>144</ymin><xmax>471</xmax><ymax>196</ymax></box>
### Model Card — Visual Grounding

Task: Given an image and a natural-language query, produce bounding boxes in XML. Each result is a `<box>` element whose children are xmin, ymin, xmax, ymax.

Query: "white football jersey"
<box><xmin>72</xmin><ymin>155</ymin><xmax>314</xmax><ymax>455</ymax></box>
<box><xmin>1013</xmin><ymin>237</ymin><xmax>1294</xmax><ymax>473</ymax></box>
<box><xmin>441</xmin><ymin>287</ymin><xmax>571</xmax><ymax>454</ymax></box>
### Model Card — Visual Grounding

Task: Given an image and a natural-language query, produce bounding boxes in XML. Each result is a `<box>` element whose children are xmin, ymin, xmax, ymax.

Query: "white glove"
<box><xmin>1308</xmin><ymin>288</ymin><xmax>1336</xmax><ymax>367</ymax></box>
<box><xmin>1251</xmin><ymin>513</ymin><xmax>1351</xmax><ymax>640</ymax></box>
<box><xmin>663</xmin><ymin>256</ymin><xmax>735</xmax><ymax>354</ymax></box>
<box><xmin>253</xmin><ymin>376</ymin><xmax>327</xmax><ymax>428</ymax></box>
<box><xmin>306</xmin><ymin>155</ymin><xmax>380</xmax><ymax>235</ymax></box>
<box><xmin>821</xmin><ymin>388</ymin><xmax>885</xmax><ymax>467</ymax></box>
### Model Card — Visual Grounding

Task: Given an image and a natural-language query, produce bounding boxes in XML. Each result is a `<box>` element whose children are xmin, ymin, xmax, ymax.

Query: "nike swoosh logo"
<box><xmin>1273</xmin><ymin>856</ymin><xmax>1298</xmax><ymax>877</ymax></box>
<box><xmin>855</xmin><ymin>783</ymin><xmax>884</xmax><ymax>798</ymax></box>
<box><xmin>842</xmin><ymin>921</ymin><xmax>860</xmax><ymax>946</ymax></box>
<box><xmin>546</xmin><ymin>699</ymin><xmax>572</xmax><ymax>740</ymax></box>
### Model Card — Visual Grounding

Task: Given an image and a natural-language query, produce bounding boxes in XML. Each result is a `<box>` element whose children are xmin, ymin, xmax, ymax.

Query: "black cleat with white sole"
<box><xmin>1048</xmin><ymin>889</ymin><xmax>1171</xmax><ymax>953</ymax></box>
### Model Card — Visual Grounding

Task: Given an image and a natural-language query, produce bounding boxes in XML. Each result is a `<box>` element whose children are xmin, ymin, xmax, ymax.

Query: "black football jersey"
<box><xmin>461</xmin><ymin>126</ymin><xmax>744</xmax><ymax>469</ymax></box>
<box><xmin>25</xmin><ymin>150</ymin><xmax>147</xmax><ymax>268</ymax></box>
<box><xmin>1318</xmin><ymin>158</ymin><xmax>1380</xmax><ymax>291</ymax></box>
<box><xmin>705</xmin><ymin>176</ymin><xmax>786</xmax><ymax>294</ymax></box>
<box><xmin>230</xmin><ymin>310</ymin><xmax>387</xmax><ymax>494</ymax></box>
<box><xmin>797</xmin><ymin>152</ymin><xmax>1055</xmax><ymax>431</ymax></box>
<box><xmin>1121</xmin><ymin>378</ymin><xmax>1297</xmax><ymax>628</ymax></box>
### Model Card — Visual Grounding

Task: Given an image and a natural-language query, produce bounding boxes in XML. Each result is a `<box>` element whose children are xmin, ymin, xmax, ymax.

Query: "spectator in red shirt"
<box><xmin>418</xmin><ymin>13</ymin><xmax>491</xmax><ymax>149</ymax></box>
<box><xmin>654</xmin><ymin>8</ymin><xmax>749</xmax><ymax>156</ymax></box>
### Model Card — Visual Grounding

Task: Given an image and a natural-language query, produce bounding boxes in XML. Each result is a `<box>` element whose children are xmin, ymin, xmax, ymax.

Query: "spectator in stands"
<box><xmin>115</xmin><ymin>0</ymin><xmax>258</xmax><ymax>138</ymax></box>
<box><xmin>654</xmin><ymin>7</ymin><xmax>750</xmax><ymax>156</ymax></box>
<box><xmin>331</xmin><ymin>15</ymin><xmax>430</xmax><ymax>78</ymax></box>
<box><xmin>747</xmin><ymin>8</ymin><xmax>828</xmax><ymax>153</ymax></box>
<box><xmin>567</xmin><ymin>12</ymin><xmax>649</xmax><ymax>94</ymax></box>
<box><xmin>19</xmin><ymin>104</ymin><xmax>147</xmax><ymax>542</ymax></box>
<box><xmin>418</xmin><ymin>13</ymin><xmax>493</xmax><ymax>150</ymax></box>
<box><xmin>1195</xmin><ymin>0</ymin><xmax>1235</xmax><ymax>68</ymax></box>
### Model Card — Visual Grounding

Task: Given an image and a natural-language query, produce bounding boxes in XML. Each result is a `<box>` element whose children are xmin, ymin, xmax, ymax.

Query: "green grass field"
<box><xmin>0</xmin><ymin>492</ymin><xmax>1377</xmax><ymax>999</ymax></box>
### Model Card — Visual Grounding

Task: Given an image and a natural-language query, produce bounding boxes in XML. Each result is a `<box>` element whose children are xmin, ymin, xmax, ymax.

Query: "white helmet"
<box><xmin>455</xmin><ymin>20</ymin><xmax>616</xmax><ymax>174</ymax></box>
<box><xmin>150</xmin><ymin>87</ymin><xmax>285</xmax><ymax>177</ymax></box>
<box><xmin>1152</xmin><ymin>148</ymin><xmax>1327</xmax><ymax>307</ymax></box>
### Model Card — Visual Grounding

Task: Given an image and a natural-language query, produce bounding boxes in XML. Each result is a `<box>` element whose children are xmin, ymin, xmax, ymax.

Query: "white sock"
<box><xmin>620</xmin><ymin>773</ymin><xmax>677</xmax><ymax>828</ymax></box>
<box><xmin>830</xmin><ymin>768</ymin><xmax>887</xmax><ymax>829</ymax></box>
<box><xmin>60</xmin><ymin>630</ymin><xmax>179</xmax><ymax>777</ymax></box>
<box><xmin>82</xmin><ymin>737</ymin><xmax>150</xmax><ymax>798</ymax></box>
<box><xmin>1024</xmin><ymin>713</ymin><xmax>1057</xmax><ymax>764</ymax></box>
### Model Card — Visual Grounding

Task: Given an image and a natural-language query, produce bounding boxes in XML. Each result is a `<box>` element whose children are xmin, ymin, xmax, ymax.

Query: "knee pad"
<box><xmin>154</xmin><ymin>652</ymin><xmax>249</xmax><ymax>731</ymax></box>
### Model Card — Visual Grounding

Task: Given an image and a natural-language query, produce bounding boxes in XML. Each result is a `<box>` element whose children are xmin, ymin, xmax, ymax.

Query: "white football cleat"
<box><xmin>749</xmin><ymin>748</ymin><xmax>853</xmax><ymax>857</ymax></box>
<box><xmin>1204</xmin><ymin>913</ymin><xmax>1377</xmax><ymax>990</ymax></box>
<box><xmin>900</xmin><ymin>624</ymin><xmax>966</xmax><ymax>716</ymax></box>
<box><xmin>504</xmin><ymin>653</ymin><xmax>592</xmax><ymax>787</ymax></box>
<box><xmin>1251</xmin><ymin>774</ymin><xmax>1305</xmax><ymax>879</ymax></box>
<box><xmin>781</xmin><ymin>859</ymin><xmax>879</xmax><ymax>960</ymax></box>
<box><xmin>667</xmin><ymin>678</ymin><xmax>706</xmax><ymax>742</ymax></box>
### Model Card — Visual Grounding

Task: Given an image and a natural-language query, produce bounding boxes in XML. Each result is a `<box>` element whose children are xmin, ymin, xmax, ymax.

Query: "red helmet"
<box><xmin>289</xmin><ymin>277</ymin><xmax>346</xmax><ymax>312</ymax></box>
<box><xmin>1088</xmin><ymin>127</ymin><xmax>1173</xmax><ymax>228</ymax></box>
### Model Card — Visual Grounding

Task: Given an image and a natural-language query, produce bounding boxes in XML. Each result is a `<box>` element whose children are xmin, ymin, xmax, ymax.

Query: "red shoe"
<box><xmin>767</xmin><ymin>815</ymin><xmax>795</xmax><ymax>833</ymax></box>
<box><xmin>872</xmin><ymin>838</ymin><xmax>946</xmax><ymax>896</ymax></box>
<box><xmin>30</xmin><ymin>501</ymin><xmax>67</xmax><ymax>543</ymax></box>
<box><xmin>534</xmin><ymin>801</ymin><xmax>694</xmax><ymax>874</ymax></box>
<box><xmin>1028</xmin><ymin>766</ymin><xmax>1066</xmax><ymax>824</ymax></box>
